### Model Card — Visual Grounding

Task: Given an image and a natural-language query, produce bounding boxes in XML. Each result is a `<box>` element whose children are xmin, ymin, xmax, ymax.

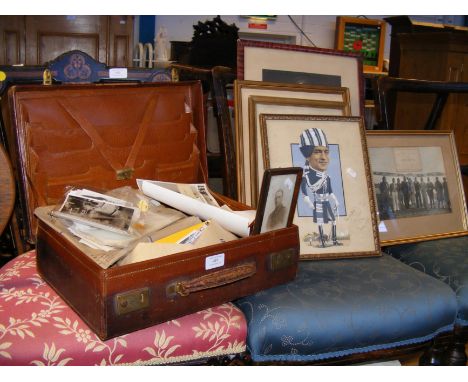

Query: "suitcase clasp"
<box><xmin>268</xmin><ymin>248</ymin><xmax>297</xmax><ymax>271</ymax></box>
<box><xmin>114</xmin><ymin>288</ymin><xmax>149</xmax><ymax>315</ymax></box>
<box><xmin>116</xmin><ymin>168</ymin><xmax>134</xmax><ymax>180</ymax></box>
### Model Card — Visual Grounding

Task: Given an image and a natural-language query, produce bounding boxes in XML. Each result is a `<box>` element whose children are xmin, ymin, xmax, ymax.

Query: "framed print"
<box><xmin>259</xmin><ymin>114</ymin><xmax>380</xmax><ymax>260</ymax></box>
<box><xmin>366</xmin><ymin>131</ymin><xmax>468</xmax><ymax>245</ymax></box>
<box><xmin>235</xmin><ymin>79</ymin><xmax>351</xmax><ymax>206</ymax></box>
<box><xmin>335</xmin><ymin>16</ymin><xmax>386</xmax><ymax>73</ymax></box>
<box><xmin>252</xmin><ymin>167</ymin><xmax>302</xmax><ymax>235</ymax></box>
<box><xmin>237</xmin><ymin>39</ymin><xmax>364</xmax><ymax>117</ymax></box>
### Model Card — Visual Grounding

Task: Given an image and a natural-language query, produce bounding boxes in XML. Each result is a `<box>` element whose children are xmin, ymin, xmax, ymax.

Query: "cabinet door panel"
<box><xmin>24</xmin><ymin>16</ymin><xmax>108</xmax><ymax>65</ymax></box>
<box><xmin>108</xmin><ymin>16</ymin><xmax>134</xmax><ymax>66</ymax></box>
<box><xmin>0</xmin><ymin>16</ymin><xmax>25</xmax><ymax>65</ymax></box>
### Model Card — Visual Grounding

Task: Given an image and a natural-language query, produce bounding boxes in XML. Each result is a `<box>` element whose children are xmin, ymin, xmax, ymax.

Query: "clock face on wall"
<box><xmin>343</xmin><ymin>23</ymin><xmax>381</xmax><ymax>67</ymax></box>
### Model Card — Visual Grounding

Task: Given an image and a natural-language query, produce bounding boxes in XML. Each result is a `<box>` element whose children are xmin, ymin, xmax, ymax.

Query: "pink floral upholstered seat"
<box><xmin>0</xmin><ymin>251</ymin><xmax>246</xmax><ymax>365</ymax></box>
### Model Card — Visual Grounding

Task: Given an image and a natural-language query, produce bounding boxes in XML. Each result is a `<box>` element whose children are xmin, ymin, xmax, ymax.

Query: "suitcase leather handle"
<box><xmin>172</xmin><ymin>261</ymin><xmax>256</xmax><ymax>297</ymax></box>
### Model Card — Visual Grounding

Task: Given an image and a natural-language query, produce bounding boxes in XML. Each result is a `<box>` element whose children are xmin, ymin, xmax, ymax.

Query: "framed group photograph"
<box><xmin>234</xmin><ymin>79</ymin><xmax>351</xmax><ymax>206</ymax></box>
<box><xmin>335</xmin><ymin>16</ymin><xmax>386</xmax><ymax>73</ymax></box>
<box><xmin>366</xmin><ymin>131</ymin><xmax>468</xmax><ymax>245</ymax></box>
<box><xmin>252</xmin><ymin>167</ymin><xmax>302</xmax><ymax>235</ymax></box>
<box><xmin>258</xmin><ymin>114</ymin><xmax>380</xmax><ymax>260</ymax></box>
<box><xmin>237</xmin><ymin>39</ymin><xmax>364</xmax><ymax>117</ymax></box>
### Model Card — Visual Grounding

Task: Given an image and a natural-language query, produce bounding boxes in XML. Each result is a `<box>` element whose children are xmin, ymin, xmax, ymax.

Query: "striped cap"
<box><xmin>299</xmin><ymin>128</ymin><xmax>328</xmax><ymax>158</ymax></box>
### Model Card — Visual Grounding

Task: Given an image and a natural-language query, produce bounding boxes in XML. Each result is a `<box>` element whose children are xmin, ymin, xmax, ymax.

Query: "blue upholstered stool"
<box><xmin>385</xmin><ymin>236</ymin><xmax>468</xmax><ymax>364</ymax></box>
<box><xmin>235</xmin><ymin>254</ymin><xmax>457</xmax><ymax>364</ymax></box>
<box><xmin>385</xmin><ymin>236</ymin><xmax>468</xmax><ymax>327</ymax></box>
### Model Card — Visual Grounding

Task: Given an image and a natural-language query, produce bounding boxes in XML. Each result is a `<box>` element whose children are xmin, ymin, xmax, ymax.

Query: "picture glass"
<box><xmin>342</xmin><ymin>23</ymin><xmax>382</xmax><ymax>67</ymax></box>
<box><xmin>262</xmin><ymin>69</ymin><xmax>342</xmax><ymax>87</ymax></box>
<box><xmin>260</xmin><ymin>173</ymin><xmax>297</xmax><ymax>233</ymax></box>
<box><xmin>369</xmin><ymin>146</ymin><xmax>451</xmax><ymax>221</ymax></box>
<box><xmin>292</xmin><ymin>144</ymin><xmax>346</xmax><ymax>218</ymax></box>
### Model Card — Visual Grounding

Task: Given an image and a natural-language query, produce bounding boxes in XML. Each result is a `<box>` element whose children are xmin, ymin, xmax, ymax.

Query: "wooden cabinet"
<box><xmin>386</xmin><ymin>16</ymin><xmax>468</xmax><ymax>196</ymax></box>
<box><xmin>0</xmin><ymin>16</ymin><xmax>133</xmax><ymax>66</ymax></box>
<box><xmin>0</xmin><ymin>16</ymin><xmax>25</xmax><ymax>65</ymax></box>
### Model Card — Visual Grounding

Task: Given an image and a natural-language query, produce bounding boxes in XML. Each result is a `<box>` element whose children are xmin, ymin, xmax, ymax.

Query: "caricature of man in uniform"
<box><xmin>299</xmin><ymin>128</ymin><xmax>341</xmax><ymax>248</ymax></box>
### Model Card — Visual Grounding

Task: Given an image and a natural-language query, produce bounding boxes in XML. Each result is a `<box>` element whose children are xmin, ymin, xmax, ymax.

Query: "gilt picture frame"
<box><xmin>366</xmin><ymin>130</ymin><xmax>468</xmax><ymax>245</ymax></box>
<box><xmin>237</xmin><ymin>39</ymin><xmax>364</xmax><ymax>117</ymax></box>
<box><xmin>259</xmin><ymin>114</ymin><xmax>380</xmax><ymax>260</ymax></box>
<box><xmin>234</xmin><ymin>79</ymin><xmax>351</xmax><ymax>206</ymax></box>
<box><xmin>251</xmin><ymin>167</ymin><xmax>302</xmax><ymax>235</ymax></box>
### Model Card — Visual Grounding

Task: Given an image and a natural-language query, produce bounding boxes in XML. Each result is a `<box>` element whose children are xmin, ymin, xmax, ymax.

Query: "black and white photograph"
<box><xmin>252</xmin><ymin>167</ymin><xmax>302</xmax><ymax>235</ymax></box>
<box><xmin>367</xmin><ymin>131</ymin><xmax>468</xmax><ymax>245</ymax></box>
<box><xmin>53</xmin><ymin>190</ymin><xmax>138</xmax><ymax>234</ymax></box>
<box><xmin>370</xmin><ymin>146</ymin><xmax>452</xmax><ymax>221</ymax></box>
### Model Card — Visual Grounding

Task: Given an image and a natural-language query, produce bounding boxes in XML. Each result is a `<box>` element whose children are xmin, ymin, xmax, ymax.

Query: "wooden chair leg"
<box><xmin>419</xmin><ymin>332</ymin><xmax>458</xmax><ymax>366</ymax></box>
<box><xmin>444</xmin><ymin>327</ymin><xmax>468</xmax><ymax>366</ymax></box>
<box><xmin>419</xmin><ymin>340</ymin><xmax>447</xmax><ymax>365</ymax></box>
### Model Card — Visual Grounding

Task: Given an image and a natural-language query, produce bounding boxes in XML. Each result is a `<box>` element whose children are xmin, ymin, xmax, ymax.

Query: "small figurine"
<box><xmin>154</xmin><ymin>26</ymin><xmax>170</xmax><ymax>62</ymax></box>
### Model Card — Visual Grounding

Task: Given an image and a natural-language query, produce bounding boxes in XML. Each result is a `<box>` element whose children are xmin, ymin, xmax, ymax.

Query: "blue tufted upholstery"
<box><xmin>234</xmin><ymin>254</ymin><xmax>456</xmax><ymax>362</ymax></box>
<box><xmin>385</xmin><ymin>236</ymin><xmax>468</xmax><ymax>327</ymax></box>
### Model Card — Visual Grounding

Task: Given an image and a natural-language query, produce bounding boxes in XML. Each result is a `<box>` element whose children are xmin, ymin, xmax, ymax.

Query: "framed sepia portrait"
<box><xmin>252</xmin><ymin>167</ymin><xmax>302</xmax><ymax>235</ymax></box>
<box><xmin>235</xmin><ymin>79</ymin><xmax>351</xmax><ymax>206</ymax></box>
<box><xmin>366</xmin><ymin>130</ymin><xmax>468</xmax><ymax>245</ymax></box>
<box><xmin>259</xmin><ymin>114</ymin><xmax>380</xmax><ymax>260</ymax></box>
<box><xmin>237</xmin><ymin>39</ymin><xmax>364</xmax><ymax>117</ymax></box>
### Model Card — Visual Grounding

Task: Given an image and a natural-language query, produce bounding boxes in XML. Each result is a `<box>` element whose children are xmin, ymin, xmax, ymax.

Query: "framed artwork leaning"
<box><xmin>237</xmin><ymin>39</ymin><xmax>364</xmax><ymax>116</ymax></box>
<box><xmin>335</xmin><ymin>16</ymin><xmax>386</xmax><ymax>73</ymax></box>
<box><xmin>234</xmin><ymin>79</ymin><xmax>351</xmax><ymax>206</ymax></box>
<box><xmin>259</xmin><ymin>114</ymin><xmax>380</xmax><ymax>260</ymax></box>
<box><xmin>366</xmin><ymin>130</ymin><xmax>468</xmax><ymax>245</ymax></box>
<box><xmin>251</xmin><ymin>167</ymin><xmax>302</xmax><ymax>235</ymax></box>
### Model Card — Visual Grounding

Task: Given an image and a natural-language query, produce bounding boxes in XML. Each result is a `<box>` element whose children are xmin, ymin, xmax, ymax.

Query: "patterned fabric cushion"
<box><xmin>0</xmin><ymin>251</ymin><xmax>246</xmax><ymax>365</ymax></box>
<box><xmin>385</xmin><ymin>236</ymin><xmax>468</xmax><ymax>326</ymax></box>
<box><xmin>235</xmin><ymin>254</ymin><xmax>456</xmax><ymax>362</ymax></box>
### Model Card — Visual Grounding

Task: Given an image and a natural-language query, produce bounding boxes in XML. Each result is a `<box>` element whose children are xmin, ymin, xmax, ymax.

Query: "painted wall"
<box><xmin>147</xmin><ymin>15</ymin><xmax>465</xmax><ymax>62</ymax></box>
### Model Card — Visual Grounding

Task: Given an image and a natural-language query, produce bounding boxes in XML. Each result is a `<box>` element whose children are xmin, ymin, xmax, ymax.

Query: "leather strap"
<box><xmin>58</xmin><ymin>98</ymin><xmax>123</xmax><ymax>172</ymax></box>
<box><xmin>170</xmin><ymin>261</ymin><xmax>257</xmax><ymax>297</ymax></box>
<box><xmin>124</xmin><ymin>95</ymin><xmax>159</xmax><ymax>170</ymax></box>
<box><xmin>58</xmin><ymin>95</ymin><xmax>159</xmax><ymax>175</ymax></box>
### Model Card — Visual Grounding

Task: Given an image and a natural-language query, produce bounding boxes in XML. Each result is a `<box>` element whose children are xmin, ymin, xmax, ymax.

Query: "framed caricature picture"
<box><xmin>252</xmin><ymin>167</ymin><xmax>302</xmax><ymax>235</ymax></box>
<box><xmin>259</xmin><ymin>114</ymin><xmax>380</xmax><ymax>260</ymax></box>
<box><xmin>234</xmin><ymin>79</ymin><xmax>351</xmax><ymax>206</ymax></box>
<box><xmin>366</xmin><ymin>131</ymin><xmax>468</xmax><ymax>245</ymax></box>
<box><xmin>237</xmin><ymin>39</ymin><xmax>364</xmax><ymax>117</ymax></box>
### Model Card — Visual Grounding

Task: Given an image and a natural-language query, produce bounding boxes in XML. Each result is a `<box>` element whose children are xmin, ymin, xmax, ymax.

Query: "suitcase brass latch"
<box><xmin>114</xmin><ymin>288</ymin><xmax>149</xmax><ymax>315</ymax></box>
<box><xmin>116</xmin><ymin>168</ymin><xmax>134</xmax><ymax>180</ymax></box>
<box><xmin>268</xmin><ymin>248</ymin><xmax>297</xmax><ymax>271</ymax></box>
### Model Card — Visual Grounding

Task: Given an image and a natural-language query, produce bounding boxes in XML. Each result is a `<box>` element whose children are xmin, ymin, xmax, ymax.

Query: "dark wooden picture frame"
<box><xmin>252</xmin><ymin>167</ymin><xmax>302</xmax><ymax>235</ymax></box>
<box><xmin>335</xmin><ymin>16</ymin><xmax>386</xmax><ymax>73</ymax></box>
<box><xmin>236</xmin><ymin>39</ymin><xmax>364</xmax><ymax>117</ymax></box>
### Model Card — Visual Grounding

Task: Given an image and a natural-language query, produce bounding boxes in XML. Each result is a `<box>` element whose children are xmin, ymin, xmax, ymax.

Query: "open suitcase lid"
<box><xmin>4</xmin><ymin>81</ymin><xmax>208</xmax><ymax>244</ymax></box>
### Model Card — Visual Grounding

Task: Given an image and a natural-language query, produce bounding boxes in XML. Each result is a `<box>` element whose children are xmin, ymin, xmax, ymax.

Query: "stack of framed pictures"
<box><xmin>236</xmin><ymin>40</ymin><xmax>381</xmax><ymax>260</ymax></box>
<box><xmin>235</xmin><ymin>40</ymin><xmax>468</xmax><ymax>260</ymax></box>
<box><xmin>234</xmin><ymin>79</ymin><xmax>351</xmax><ymax>207</ymax></box>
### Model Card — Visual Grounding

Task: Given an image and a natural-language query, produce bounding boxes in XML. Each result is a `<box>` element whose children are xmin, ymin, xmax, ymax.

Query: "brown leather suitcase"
<box><xmin>4</xmin><ymin>82</ymin><xmax>299</xmax><ymax>340</ymax></box>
